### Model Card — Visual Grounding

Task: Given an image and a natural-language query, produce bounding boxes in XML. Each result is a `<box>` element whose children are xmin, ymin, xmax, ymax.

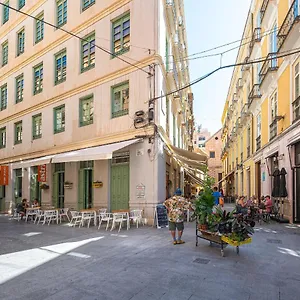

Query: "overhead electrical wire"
<box><xmin>0</xmin><ymin>2</ymin><xmax>151</xmax><ymax>75</ymax></box>
<box><xmin>152</xmin><ymin>46</ymin><xmax>300</xmax><ymax>102</ymax></box>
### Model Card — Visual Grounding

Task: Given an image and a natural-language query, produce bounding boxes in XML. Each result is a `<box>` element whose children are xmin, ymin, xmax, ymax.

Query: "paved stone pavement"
<box><xmin>0</xmin><ymin>212</ymin><xmax>300</xmax><ymax>300</ymax></box>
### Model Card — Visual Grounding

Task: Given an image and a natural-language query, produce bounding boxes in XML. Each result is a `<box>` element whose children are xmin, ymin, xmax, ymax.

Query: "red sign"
<box><xmin>38</xmin><ymin>165</ymin><xmax>47</xmax><ymax>182</ymax></box>
<box><xmin>0</xmin><ymin>166</ymin><xmax>9</xmax><ymax>186</ymax></box>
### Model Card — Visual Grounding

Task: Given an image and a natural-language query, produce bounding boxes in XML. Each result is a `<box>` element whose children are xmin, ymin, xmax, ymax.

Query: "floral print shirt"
<box><xmin>163</xmin><ymin>196</ymin><xmax>192</xmax><ymax>223</ymax></box>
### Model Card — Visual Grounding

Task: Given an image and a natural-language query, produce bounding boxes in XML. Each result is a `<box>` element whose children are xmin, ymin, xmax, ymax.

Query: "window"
<box><xmin>17</xmin><ymin>29</ymin><xmax>25</xmax><ymax>56</ymax></box>
<box><xmin>54</xmin><ymin>105</ymin><xmax>65</xmax><ymax>133</ymax></box>
<box><xmin>16</xmin><ymin>74</ymin><xmax>24</xmax><ymax>103</ymax></box>
<box><xmin>209</xmin><ymin>151</ymin><xmax>215</xmax><ymax>158</ymax></box>
<box><xmin>32</xmin><ymin>114</ymin><xmax>42</xmax><ymax>139</ymax></box>
<box><xmin>2</xmin><ymin>41</ymin><xmax>8</xmax><ymax>66</ymax></box>
<box><xmin>80</xmin><ymin>95</ymin><xmax>93</xmax><ymax>126</ymax></box>
<box><xmin>256</xmin><ymin>113</ymin><xmax>261</xmax><ymax>137</ymax></box>
<box><xmin>55</xmin><ymin>49</ymin><xmax>66</xmax><ymax>84</ymax></box>
<box><xmin>82</xmin><ymin>0</ymin><xmax>95</xmax><ymax>11</ymax></box>
<box><xmin>18</xmin><ymin>0</ymin><xmax>25</xmax><ymax>9</ymax></box>
<box><xmin>166</xmin><ymin>97</ymin><xmax>170</xmax><ymax>136</ymax></box>
<box><xmin>3</xmin><ymin>1</ymin><xmax>9</xmax><ymax>24</ymax></box>
<box><xmin>33</xmin><ymin>63</ymin><xmax>43</xmax><ymax>94</ymax></box>
<box><xmin>15</xmin><ymin>121</ymin><xmax>22</xmax><ymax>144</ymax></box>
<box><xmin>293</xmin><ymin>63</ymin><xmax>300</xmax><ymax>121</ymax></box>
<box><xmin>0</xmin><ymin>127</ymin><xmax>6</xmax><ymax>149</ymax></box>
<box><xmin>112</xmin><ymin>82</ymin><xmax>129</xmax><ymax>118</ymax></box>
<box><xmin>81</xmin><ymin>32</ymin><xmax>95</xmax><ymax>72</ymax></box>
<box><xmin>0</xmin><ymin>84</ymin><xmax>7</xmax><ymax>111</ymax></box>
<box><xmin>57</xmin><ymin>0</ymin><xmax>67</xmax><ymax>27</ymax></box>
<box><xmin>199</xmin><ymin>136</ymin><xmax>205</xmax><ymax>141</ymax></box>
<box><xmin>112</xmin><ymin>14</ymin><xmax>130</xmax><ymax>56</ymax></box>
<box><xmin>271</xmin><ymin>92</ymin><xmax>278</xmax><ymax>121</ymax></box>
<box><xmin>35</xmin><ymin>13</ymin><xmax>44</xmax><ymax>43</ymax></box>
<box><xmin>247</xmin><ymin>126</ymin><xmax>251</xmax><ymax>157</ymax></box>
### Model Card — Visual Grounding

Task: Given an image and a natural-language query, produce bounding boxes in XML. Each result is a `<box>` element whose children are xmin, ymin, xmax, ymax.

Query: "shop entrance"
<box><xmin>78</xmin><ymin>161</ymin><xmax>93</xmax><ymax>210</ymax></box>
<box><xmin>53</xmin><ymin>163</ymin><xmax>65</xmax><ymax>208</ymax></box>
<box><xmin>110</xmin><ymin>153</ymin><xmax>130</xmax><ymax>211</ymax></box>
<box><xmin>14</xmin><ymin>169</ymin><xmax>23</xmax><ymax>204</ymax></box>
<box><xmin>30</xmin><ymin>166</ymin><xmax>41</xmax><ymax>204</ymax></box>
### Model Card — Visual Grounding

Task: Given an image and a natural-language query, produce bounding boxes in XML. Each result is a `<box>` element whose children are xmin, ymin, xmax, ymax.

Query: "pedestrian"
<box><xmin>163</xmin><ymin>188</ymin><xmax>193</xmax><ymax>245</ymax></box>
<box><xmin>212</xmin><ymin>187</ymin><xmax>221</xmax><ymax>206</ymax></box>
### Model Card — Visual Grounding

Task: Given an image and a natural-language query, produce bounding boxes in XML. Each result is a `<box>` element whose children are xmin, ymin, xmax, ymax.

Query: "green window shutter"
<box><xmin>82</xmin><ymin>0</ymin><xmax>95</xmax><ymax>11</ymax></box>
<box><xmin>0</xmin><ymin>127</ymin><xmax>6</xmax><ymax>148</ymax></box>
<box><xmin>14</xmin><ymin>121</ymin><xmax>23</xmax><ymax>144</ymax></box>
<box><xmin>111</xmin><ymin>82</ymin><xmax>129</xmax><ymax>118</ymax></box>
<box><xmin>55</xmin><ymin>49</ymin><xmax>67</xmax><ymax>85</ymax></box>
<box><xmin>3</xmin><ymin>1</ymin><xmax>9</xmax><ymax>24</ymax></box>
<box><xmin>2</xmin><ymin>41</ymin><xmax>8</xmax><ymax>66</ymax></box>
<box><xmin>16</xmin><ymin>74</ymin><xmax>24</xmax><ymax>103</ymax></box>
<box><xmin>78</xmin><ymin>169</ymin><xmax>85</xmax><ymax>210</ymax></box>
<box><xmin>32</xmin><ymin>114</ymin><xmax>42</xmax><ymax>139</ymax></box>
<box><xmin>112</xmin><ymin>14</ymin><xmax>130</xmax><ymax>56</ymax></box>
<box><xmin>79</xmin><ymin>95</ymin><xmax>94</xmax><ymax>126</ymax></box>
<box><xmin>81</xmin><ymin>32</ymin><xmax>95</xmax><ymax>72</ymax></box>
<box><xmin>35</xmin><ymin>13</ymin><xmax>44</xmax><ymax>43</ymax></box>
<box><xmin>17</xmin><ymin>29</ymin><xmax>25</xmax><ymax>56</ymax></box>
<box><xmin>57</xmin><ymin>0</ymin><xmax>67</xmax><ymax>27</ymax></box>
<box><xmin>0</xmin><ymin>84</ymin><xmax>8</xmax><ymax>111</ymax></box>
<box><xmin>18</xmin><ymin>0</ymin><xmax>25</xmax><ymax>9</ymax></box>
<box><xmin>54</xmin><ymin>105</ymin><xmax>65</xmax><ymax>133</ymax></box>
<box><xmin>52</xmin><ymin>173</ymin><xmax>59</xmax><ymax>208</ymax></box>
<box><xmin>33</xmin><ymin>63</ymin><xmax>43</xmax><ymax>95</ymax></box>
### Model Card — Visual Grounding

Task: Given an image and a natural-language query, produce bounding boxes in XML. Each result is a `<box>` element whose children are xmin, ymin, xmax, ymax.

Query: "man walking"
<box><xmin>164</xmin><ymin>188</ymin><xmax>192</xmax><ymax>245</ymax></box>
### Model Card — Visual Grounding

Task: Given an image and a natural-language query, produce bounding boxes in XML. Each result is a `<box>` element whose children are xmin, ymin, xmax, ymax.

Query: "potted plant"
<box><xmin>214</xmin><ymin>206</ymin><xmax>235</xmax><ymax>234</ymax></box>
<box><xmin>195</xmin><ymin>176</ymin><xmax>215</xmax><ymax>231</ymax></box>
<box><xmin>40</xmin><ymin>183</ymin><xmax>49</xmax><ymax>190</ymax></box>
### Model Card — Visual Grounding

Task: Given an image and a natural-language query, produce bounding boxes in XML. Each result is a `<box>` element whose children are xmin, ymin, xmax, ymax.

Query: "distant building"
<box><xmin>193</xmin><ymin>127</ymin><xmax>211</xmax><ymax>149</ymax></box>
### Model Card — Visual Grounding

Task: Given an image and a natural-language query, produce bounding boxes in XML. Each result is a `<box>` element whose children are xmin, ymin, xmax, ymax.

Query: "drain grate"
<box><xmin>193</xmin><ymin>258</ymin><xmax>210</xmax><ymax>264</ymax></box>
<box><xmin>267</xmin><ymin>239</ymin><xmax>282</xmax><ymax>244</ymax></box>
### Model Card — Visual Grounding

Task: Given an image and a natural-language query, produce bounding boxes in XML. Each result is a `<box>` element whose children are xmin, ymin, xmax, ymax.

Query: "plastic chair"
<box><xmin>70</xmin><ymin>211</ymin><xmax>82</xmax><ymax>227</ymax></box>
<box><xmin>111</xmin><ymin>213</ymin><xmax>129</xmax><ymax>233</ymax></box>
<box><xmin>129</xmin><ymin>210</ymin><xmax>143</xmax><ymax>228</ymax></box>
<box><xmin>59</xmin><ymin>208</ymin><xmax>70</xmax><ymax>223</ymax></box>
<box><xmin>80</xmin><ymin>212</ymin><xmax>95</xmax><ymax>228</ymax></box>
<box><xmin>43</xmin><ymin>210</ymin><xmax>58</xmax><ymax>225</ymax></box>
<box><xmin>98</xmin><ymin>212</ymin><xmax>112</xmax><ymax>230</ymax></box>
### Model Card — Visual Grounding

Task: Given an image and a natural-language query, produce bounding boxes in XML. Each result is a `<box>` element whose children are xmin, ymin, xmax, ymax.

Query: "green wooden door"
<box><xmin>110</xmin><ymin>164</ymin><xmax>130</xmax><ymax>211</ymax></box>
<box><xmin>53</xmin><ymin>172</ymin><xmax>65</xmax><ymax>208</ymax></box>
<box><xmin>14</xmin><ymin>169</ymin><xmax>23</xmax><ymax>204</ymax></box>
<box><xmin>78</xmin><ymin>169</ymin><xmax>85</xmax><ymax>210</ymax></box>
<box><xmin>30</xmin><ymin>167</ymin><xmax>41</xmax><ymax>204</ymax></box>
<box><xmin>53</xmin><ymin>173</ymin><xmax>59</xmax><ymax>208</ymax></box>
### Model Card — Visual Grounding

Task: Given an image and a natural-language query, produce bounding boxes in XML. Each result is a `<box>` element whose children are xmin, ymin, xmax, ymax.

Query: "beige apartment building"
<box><xmin>0</xmin><ymin>0</ymin><xmax>205</xmax><ymax>219</ymax></box>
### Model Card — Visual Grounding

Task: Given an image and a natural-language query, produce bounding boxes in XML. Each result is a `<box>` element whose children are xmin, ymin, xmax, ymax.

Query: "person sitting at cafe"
<box><xmin>32</xmin><ymin>199</ymin><xmax>39</xmax><ymax>207</ymax></box>
<box><xmin>237</xmin><ymin>196</ymin><xmax>246</xmax><ymax>207</ymax></box>
<box><xmin>16</xmin><ymin>199</ymin><xmax>28</xmax><ymax>220</ymax></box>
<box><xmin>263</xmin><ymin>195</ymin><xmax>273</xmax><ymax>213</ymax></box>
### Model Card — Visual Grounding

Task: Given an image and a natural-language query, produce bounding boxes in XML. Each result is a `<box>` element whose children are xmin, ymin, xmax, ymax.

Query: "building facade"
<box><xmin>193</xmin><ymin>127</ymin><xmax>211</xmax><ymax>149</ymax></box>
<box><xmin>0</xmin><ymin>0</ymin><xmax>199</xmax><ymax>221</ymax></box>
<box><xmin>221</xmin><ymin>0</ymin><xmax>300</xmax><ymax>222</ymax></box>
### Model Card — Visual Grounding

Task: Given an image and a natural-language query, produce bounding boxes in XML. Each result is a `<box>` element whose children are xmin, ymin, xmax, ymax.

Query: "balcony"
<box><xmin>236</xmin><ymin>78</ymin><xmax>243</xmax><ymax>91</ymax></box>
<box><xmin>260</xmin><ymin>0</ymin><xmax>270</xmax><ymax>22</ymax></box>
<box><xmin>277</xmin><ymin>0</ymin><xmax>300</xmax><ymax>51</ymax></box>
<box><xmin>248</xmin><ymin>84</ymin><xmax>262</xmax><ymax>107</ymax></box>
<box><xmin>269</xmin><ymin>121</ymin><xmax>278</xmax><ymax>141</ymax></box>
<box><xmin>241</xmin><ymin>56</ymin><xmax>250</xmax><ymax>72</ymax></box>
<box><xmin>259</xmin><ymin>53</ymin><xmax>278</xmax><ymax>85</ymax></box>
<box><xmin>256</xmin><ymin>136</ymin><xmax>261</xmax><ymax>151</ymax></box>
<box><xmin>235</xmin><ymin>117</ymin><xmax>242</xmax><ymax>130</ymax></box>
<box><xmin>248</xmin><ymin>28</ymin><xmax>261</xmax><ymax>57</ymax></box>
<box><xmin>232</xmin><ymin>93</ymin><xmax>238</xmax><ymax>103</ymax></box>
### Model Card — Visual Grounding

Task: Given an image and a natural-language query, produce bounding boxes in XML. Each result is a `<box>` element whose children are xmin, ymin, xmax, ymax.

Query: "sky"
<box><xmin>185</xmin><ymin>0</ymin><xmax>252</xmax><ymax>134</ymax></box>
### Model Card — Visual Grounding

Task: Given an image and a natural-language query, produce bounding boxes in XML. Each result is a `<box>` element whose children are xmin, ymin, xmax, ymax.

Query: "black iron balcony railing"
<box><xmin>269</xmin><ymin>121</ymin><xmax>278</xmax><ymax>141</ymax></box>
<box><xmin>256</xmin><ymin>136</ymin><xmax>261</xmax><ymax>151</ymax></box>
<box><xmin>293</xmin><ymin>95</ymin><xmax>300</xmax><ymax>122</ymax></box>
<box><xmin>247</xmin><ymin>146</ymin><xmax>251</xmax><ymax>158</ymax></box>
<box><xmin>259</xmin><ymin>53</ymin><xmax>278</xmax><ymax>85</ymax></box>
<box><xmin>248</xmin><ymin>28</ymin><xmax>261</xmax><ymax>57</ymax></box>
<box><xmin>260</xmin><ymin>0</ymin><xmax>270</xmax><ymax>22</ymax></box>
<box><xmin>248</xmin><ymin>84</ymin><xmax>262</xmax><ymax>107</ymax></box>
<box><xmin>277</xmin><ymin>0</ymin><xmax>300</xmax><ymax>51</ymax></box>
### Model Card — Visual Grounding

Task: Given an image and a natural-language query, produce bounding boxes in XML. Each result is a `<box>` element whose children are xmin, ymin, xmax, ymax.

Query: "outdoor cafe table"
<box><xmin>80</xmin><ymin>209</ymin><xmax>97</xmax><ymax>226</ymax></box>
<box><xmin>25</xmin><ymin>207</ymin><xmax>41</xmax><ymax>222</ymax></box>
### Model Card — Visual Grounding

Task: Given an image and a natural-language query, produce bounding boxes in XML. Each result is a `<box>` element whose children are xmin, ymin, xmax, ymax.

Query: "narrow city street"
<box><xmin>1</xmin><ymin>212</ymin><xmax>300</xmax><ymax>300</ymax></box>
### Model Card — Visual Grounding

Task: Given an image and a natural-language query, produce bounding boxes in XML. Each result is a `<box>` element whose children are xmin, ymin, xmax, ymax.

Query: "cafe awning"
<box><xmin>51</xmin><ymin>139</ymin><xmax>141</xmax><ymax>163</ymax></box>
<box><xmin>12</xmin><ymin>155</ymin><xmax>54</xmax><ymax>169</ymax></box>
<box><xmin>169</xmin><ymin>145</ymin><xmax>208</xmax><ymax>163</ymax></box>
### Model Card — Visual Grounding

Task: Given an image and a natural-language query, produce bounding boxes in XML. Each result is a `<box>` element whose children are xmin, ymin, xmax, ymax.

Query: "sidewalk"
<box><xmin>0</xmin><ymin>214</ymin><xmax>300</xmax><ymax>300</ymax></box>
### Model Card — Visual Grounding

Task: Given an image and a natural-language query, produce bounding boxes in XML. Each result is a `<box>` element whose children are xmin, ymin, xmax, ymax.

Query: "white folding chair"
<box><xmin>43</xmin><ymin>210</ymin><xmax>58</xmax><ymax>226</ymax></box>
<box><xmin>25</xmin><ymin>209</ymin><xmax>40</xmax><ymax>222</ymax></box>
<box><xmin>59</xmin><ymin>208</ymin><xmax>70</xmax><ymax>223</ymax></box>
<box><xmin>35</xmin><ymin>210</ymin><xmax>45</xmax><ymax>224</ymax></box>
<box><xmin>98</xmin><ymin>212</ymin><xmax>113</xmax><ymax>230</ymax></box>
<box><xmin>12</xmin><ymin>208</ymin><xmax>21</xmax><ymax>221</ymax></box>
<box><xmin>129</xmin><ymin>210</ymin><xmax>143</xmax><ymax>228</ymax></box>
<box><xmin>69</xmin><ymin>211</ymin><xmax>82</xmax><ymax>227</ymax></box>
<box><xmin>80</xmin><ymin>212</ymin><xmax>95</xmax><ymax>228</ymax></box>
<box><xmin>111</xmin><ymin>213</ymin><xmax>129</xmax><ymax>233</ymax></box>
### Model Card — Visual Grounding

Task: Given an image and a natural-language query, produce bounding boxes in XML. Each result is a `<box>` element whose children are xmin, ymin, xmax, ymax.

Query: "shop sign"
<box><xmin>38</xmin><ymin>165</ymin><xmax>47</xmax><ymax>182</ymax></box>
<box><xmin>262</xmin><ymin>172</ymin><xmax>266</xmax><ymax>182</ymax></box>
<box><xmin>0</xmin><ymin>165</ymin><xmax>9</xmax><ymax>185</ymax></box>
<box><xmin>136</xmin><ymin>183</ymin><xmax>145</xmax><ymax>198</ymax></box>
<box><xmin>93</xmin><ymin>181</ymin><xmax>103</xmax><ymax>188</ymax></box>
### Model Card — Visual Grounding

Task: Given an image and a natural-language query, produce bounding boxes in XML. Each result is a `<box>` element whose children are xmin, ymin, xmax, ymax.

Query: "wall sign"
<box><xmin>155</xmin><ymin>204</ymin><xmax>168</xmax><ymax>228</ymax></box>
<box><xmin>0</xmin><ymin>166</ymin><xmax>9</xmax><ymax>186</ymax></box>
<box><xmin>136</xmin><ymin>183</ymin><xmax>145</xmax><ymax>198</ymax></box>
<box><xmin>38</xmin><ymin>165</ymin><xmax>47</xmax><ymax>182</ymax></box>
<box><xmin>262</xmin><ymin>171</ymin><xmax>266</xmax><ymax>182</ymax></box>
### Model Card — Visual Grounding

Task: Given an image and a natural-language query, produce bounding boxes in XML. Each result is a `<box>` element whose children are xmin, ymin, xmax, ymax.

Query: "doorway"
<box><xmin>247</xmin><ymin>169</ymin><xmax>251</xmax><ymax>199</ymax></box>
<box><xmin>30</xmin><ymin>166</ymin><xmax>41</xmax><ymax>204</ymax></box>
<box><xmin>14</xmin><ymin>169</ymin><xmax>23</xmax><ymax>204</ymax></box>
<box><xmin>79</xmin><ymin>161</ymin><xmax>93</xmax><ymax>210</ymax></box>
<box><xmin>295</xmin><ymin>143</ymin><xmax>300</xmax><ymax>221</ymax></box>
<box><xmin>53</xmin><ymin>163</ymin><xmax>65</xmax><ymax>208</ymax></box>
<box><xmin>110</xmin><ymin>153</ymin><xmax>130</xmax><ymax>211</ymax></box>
<box><xmin>255</xmin><ymin>161</ymin><xmax>262</xmax><ymax>199</ymax></box>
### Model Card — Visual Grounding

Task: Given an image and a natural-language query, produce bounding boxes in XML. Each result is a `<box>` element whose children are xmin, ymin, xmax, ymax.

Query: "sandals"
<box><xmin>176</xmin><ymin>240</ymin><xmax>185</xmax><ymax>245</ymax></box>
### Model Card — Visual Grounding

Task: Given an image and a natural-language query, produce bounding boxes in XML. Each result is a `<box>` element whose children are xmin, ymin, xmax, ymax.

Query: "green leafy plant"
<box><xmin>230</xmin><ymin>214</ymin><xmax>255</xmax><ymax>241</ymax></box>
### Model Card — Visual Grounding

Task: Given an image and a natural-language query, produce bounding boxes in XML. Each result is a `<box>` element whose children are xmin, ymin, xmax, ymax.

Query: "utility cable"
<box><xmin>0</xmin><ymin>2</ymin><xmax>151</xmax><ymax>75</ymax></box>
<box><xmin>152</xmin><ymin>46</ymin><xmax>300</xmax><ymax>101</ymax></box>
